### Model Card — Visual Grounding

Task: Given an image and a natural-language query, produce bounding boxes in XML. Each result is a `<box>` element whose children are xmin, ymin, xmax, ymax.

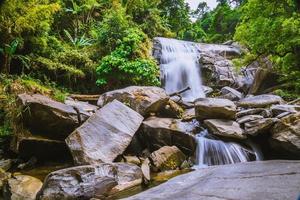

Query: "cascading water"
<box><xmin>158</xmin><ymin>38</ymin><xmax>205</xmax><ymax>102</ymax></box>
<box><xmin>195</xmin><ymin>130</ymin><xmax>253</xmax><ymax>167</ymax></box>
<box><xmin>157</xmin><ymin>37</ymin><xmax>260</xmax><ymax>167</ymax></box>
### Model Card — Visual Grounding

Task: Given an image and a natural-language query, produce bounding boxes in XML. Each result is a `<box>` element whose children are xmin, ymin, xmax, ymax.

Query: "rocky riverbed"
<box><xmin>0</xmin><ymin>38</ymin><xmax>299</xmax><ymax>200</ymax></box>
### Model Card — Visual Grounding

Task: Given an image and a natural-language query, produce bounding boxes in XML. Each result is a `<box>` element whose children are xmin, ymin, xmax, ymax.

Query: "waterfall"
<box><xmin>158</xmin><ymin>38</ymin><xmax>205</xmax><ymax>102</ymax></box>
<box><xmin>195</xmin><ymin>130</ymin><xmax>252</xmax><ymax>167</ymax></box>
<box><xmin>157</xmin><ymin>37</ymin><xmax>259</xmax><ymax>167</ymax></box>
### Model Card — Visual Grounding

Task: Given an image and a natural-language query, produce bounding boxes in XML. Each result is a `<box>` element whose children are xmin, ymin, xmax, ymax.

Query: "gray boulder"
<box><xmin>195</xmin><ymin>98</ymin><xmax>237</xmax><ymax>120</ymax></box>
<box><xmin>141</xmin><ymin>117</ymin><xmax>197</xmax><ymax>155</ymax></box>
<box><xmin>270</xmin><ymin>113</ymin><xmax>300</xmax><ymax>155</ymax></box>
<box><xmin>97</xmin><ymin>86</ymin><xmax>169</xmax><ymax>116</ymax></box>
<box><xmin>37</xmin><ymin>163</ymin><xmax>143</xmax><ymax>200</ymax></box>
<box><xmin>238</xmin><ymin>94</ymin><xmax>284</xmax><ymax>108</ymax></box>
<box><xmin>149</xmin><ymin>146</ymin><xmax>186</xmax><ymax>172</ymax></box>
<box><xmin>18</xmin><ymin>93</ymin><xmax>87</xmax><ymax>140</ymax></box>
<box><xmin>124</xmin><ymin>160</ymin><xmax>300</xmax><ymax>200</ymax></box>
<box><xmin>204</xmin><ymin>119</ymin><xmax>246</xmax><ymax>140</ymax></box>
<box><xmin>66</xmin><ymin>100</ymin><xmax>143</xmax><ymax>165</ymax></box>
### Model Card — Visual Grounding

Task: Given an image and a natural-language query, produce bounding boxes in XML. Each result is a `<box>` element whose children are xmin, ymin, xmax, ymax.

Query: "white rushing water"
<box><xmin>158</xmin><ymin>38</ymin><xmax>205</xmax><ymax>102</ymax></box>
<box><xmin>195</xmin><ymin>130</ymin><xmax>252</xmax><ymax>167</ymax></box>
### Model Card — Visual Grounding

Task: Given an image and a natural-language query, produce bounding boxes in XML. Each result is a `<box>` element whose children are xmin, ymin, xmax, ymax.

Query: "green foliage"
<box><xmin>96</xmin><ymin>28</ymin><xmax>159</xmax><ymax>88</ymax></box>
<box><xmin>234</xmin><ymin>0</ymin><xmax>300</xmax><ymax>94</ymax></box>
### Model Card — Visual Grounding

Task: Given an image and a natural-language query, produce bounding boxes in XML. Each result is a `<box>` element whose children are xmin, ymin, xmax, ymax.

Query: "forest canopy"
<box><xmin>0</xmin><ymin>0</ymin><xmax>299</xmax><ymax>95</ymax></box>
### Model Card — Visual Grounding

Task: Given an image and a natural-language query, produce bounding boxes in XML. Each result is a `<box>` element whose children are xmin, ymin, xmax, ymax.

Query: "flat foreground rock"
<box><xmin>124</xmin><ymin>160</ymin><xmax>300</xmax><ymax>200</ymax></box>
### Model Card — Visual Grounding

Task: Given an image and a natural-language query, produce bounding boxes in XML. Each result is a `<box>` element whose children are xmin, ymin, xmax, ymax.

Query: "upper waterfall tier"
<box><xmin>153</xmin><ymin>38</ymin><xmax>241</xmax><ymax>102</ymax></box>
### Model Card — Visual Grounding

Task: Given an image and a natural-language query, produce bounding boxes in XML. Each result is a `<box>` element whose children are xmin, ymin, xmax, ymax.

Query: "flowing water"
<box><xmin>157</xmin><ymin>38</ymin><xmax>259</xmax><ymax>167</ymax></box>
<box><xmin>195</xmin><ymin>130</ymin><xmax>253</xmax><ymax>167</ymax></box>
<box><xmin>158</xmin><ymin>38</ymin><xmax>205</xmax><ymax>102</ymax></box>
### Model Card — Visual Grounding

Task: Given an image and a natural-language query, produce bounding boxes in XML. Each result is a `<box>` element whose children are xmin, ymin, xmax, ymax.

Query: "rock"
<box><xmin>195</xmin><ymin>98</ymin><xmax>237</xmax><ymax>120</ymax></box>
<box><xmin>18</xmin><ymin>93</ymin><xmax>87</xmax><ymax>140</ymax></box>
<box><xmin>159</xmin><ymin>100</ymin><xmax>184</xmax><ymax>118</ymax></box>
<box><xmin>249</xmin><ymin>64</ymin><xmax>280</xmax><ymax>95</ymax></box>
<box><xmin>141</xmin><ymin>117</ymin><xmax>197</xmax><ymax>155</ymax></box>
<box><xmin>37</xmin><ymin>163</ymin><xmax>143</xmax><ymax>200</ymax></box>
<box><xmin>0</xmin><ymin>159</ymin><xmax>13</xmax><ymax>171</ymax></box>
<box><xmin>97</xmin><ymin>86</ymin><xmax>169</xmax><ymax>116</ymax></box>
<box><xmin>3</xmin><ymin>175</ymin><xmax>43</xmax><ymax>200</ymax></box>
<box><xmin>238</xmin><ymin>94</ymin><xmax>284</xmax><ymax>108</ymax></box>
<box><xmin>271</xmin><ymin>104</ymin><xmax>300</xmax><ymax>117</ymax></box>
<box><xmin>202</xmin><ymin>86</ymin><xmax>213</xmax><ymax>95</ymax></box>
<box><xmin>182</xmin><ymin>108</ymin><xmax>196</xmax><ymax>121</ymax></box>
<box><xmin>204</xmin><ymin>119</ymin><xmax>246</xmax><ymax>140</ymax></box>
<box><xmin>220</xmin><ymin>86</ymin><xmax>243</xmax><ymax>101</ymax></box>
<box><xmin>66</xmin><ymin>100</ymin><xmax>144</xmax><ymax>165</ymax></box>
<box><xmin>200</xmin><ymin>52</ymin><xmax>240</xmax><ymax>88</ymax></box>
<box><xmin>149</xmin><ymin>146</ymin><xmax>186</xmax><ymax>172</ymax></box>
<box><xmin>237</xmin><ymin>115</ymin><xmax>264</xmax><ymax>124</ymax></box>
<box><xmin>236</xmin><ymin>108</ymin><xmax>266</xmax><ymax>118</ymax></box>
<box><xmin>270</xmin><ymin>113</ymin><xmax>300</xmax><ymax>155</ymax></box>
<box><xmin>0</xmin><ymin>168</ymin><xmax>11</xmax><ymax>191</ymax></box>
<box><xmin>124</xmin><ymin>156</ymin><xmax>141</xmax><ymax>166</ymax></box>
<box><xmin>244</xmin><ymin>118</ymin><xmax>278</xmax><ymax>136</ymax></box>
<box><xmin>141</xmin><ymin>158</ymin><xmax>151</xmax><ymax>182</ymax></box>
<box><xmin>65</xmin><ymin>98</ymin><xmax>98</xmax><ymax>116</ymax></box>
<box><xmin>124</xmin><ymin>160</ymin><xmax>300</xmax><ymax>200</ymax></box>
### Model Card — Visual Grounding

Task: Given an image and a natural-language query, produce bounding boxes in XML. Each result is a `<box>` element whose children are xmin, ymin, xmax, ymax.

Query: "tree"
<box><xmin>0</xmin><ymin>0</ymin><xmax>60</xmax><ymax>73</ymax></box>
<box><xmin>235</xmin><ymin>0</ymin><xmax>300</xmax><ymax>93</ymax></box>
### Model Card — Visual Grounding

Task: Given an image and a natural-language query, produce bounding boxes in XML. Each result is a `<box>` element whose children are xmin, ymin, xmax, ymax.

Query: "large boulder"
<box><xmin>3</xmin><ymin>175</ymin><xmax>43</xmax><ymax>200</ymax></box>
<box><xmin>64</xmin><ymin>98</ymin><xmax>98</xmax><ymax>117</ymax></box>
<box><xmin>236</xmin><ymin>108</ymin><xmax>266</xmax><ymax>118</ymax></box>
<box><xmin>195</xmin><ymin>98</ymin><xmax>237</xmax><ymax>120</ymax></box>
<box><xmin>97</xmin><ymin>86</ymin><xmax>169</xmax><ymax>116</ymax></box>
<box><xmin>204</xmin><ymin>119</ymin><xmax>246</xmax><ymax>140</ymax></box>
<box><xmin>66</xmin><ymin>100</ymin><xmax>143</xmax><ymax>165</ymax></box>
<box><xmin>141</xmin><ymin>117</ymin><xmax>197</xmax><ymax>155</ymax></box>
<box><xmin>270</xmin><ymin>113</ymin><xmax>300</xmax><ymax>155</ymax></box>
<box><xmin>124</xmin><ymin>160</ymin><xmax>300</xmax><ymax>200</ymax></box>
<box><xmin>18</xmin><ymin>94</ymin><xmax>88</xmax><ymax>140</ymax></box>
<box><xmin>238</xmin><ymin>95</ymin><xmax>284</xmax><ymax>108</ymax></box>
<box><xmin>149</xmin><ymin>146</ymin><xmax>186</xmax><ymax>172</ymax></box>
<box><xmin>37</xmin><ymin>163</ymin><xmax>143</xmax><ymax>200</ymax></box>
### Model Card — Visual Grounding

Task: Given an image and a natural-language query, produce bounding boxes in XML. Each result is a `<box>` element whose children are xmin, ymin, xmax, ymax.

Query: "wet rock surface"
<box><xmin>66</xmin><ymin>100</ymin><xmax>143</xmax><ymax>165</ymax></box>
<box><xmin>37</xmin><ymin>163</ymin><xmax>143</xmax><ymax>200</ymax></box>
<box><xmin>124</xmin><ymin>160</ymin><xmax>300</xmax><ymax>200</ymax></box>
<box><xmin>97</xmin><ymin>86</ymin><xmax>169</xmax><ymax>116</ymax></box>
